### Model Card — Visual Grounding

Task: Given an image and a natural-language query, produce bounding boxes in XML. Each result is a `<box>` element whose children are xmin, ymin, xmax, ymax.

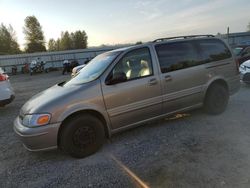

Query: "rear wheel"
<box><xmin>204</xmin><ymin>84</ymin><xmax>229</xmax><ymax>115</ymax></box>
<box><xmin>59</xmin><ymin>114</ymin><xmax>105</xmax><ymax>158</ymax></box>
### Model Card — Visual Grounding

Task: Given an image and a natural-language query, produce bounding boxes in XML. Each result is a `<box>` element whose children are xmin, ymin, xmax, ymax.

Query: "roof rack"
<box><xmin>153</xmin><ymin>35</ymin><xmax>215</xmax><ymax>43</ymax></box>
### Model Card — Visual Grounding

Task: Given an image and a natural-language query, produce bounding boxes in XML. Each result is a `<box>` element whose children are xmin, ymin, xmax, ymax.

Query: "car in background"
<box><xmin>0</xmin><ymin>67</ymin><xmax>15</xmax><ymax>107</ymax></box>
<box><xmin>71</xmin><ymin>64</ymin><xmax>86</xmax><ymax>77</ymax></box>
<box><xmin>239</xmin><ymin>60</ymin><xmax>250</xmax><ymax>84</ymax></box>
<box><xmin>233</xmin><ymin>45</ymin><xmax>250</xmax><ymax>65</ymax></box>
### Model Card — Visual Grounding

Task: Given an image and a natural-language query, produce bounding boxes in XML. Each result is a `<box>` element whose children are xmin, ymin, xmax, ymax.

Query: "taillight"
<box><xmin>0</xmin><ymin>74</ymin><xmax>7</xmax><ymax>81</ymax></box>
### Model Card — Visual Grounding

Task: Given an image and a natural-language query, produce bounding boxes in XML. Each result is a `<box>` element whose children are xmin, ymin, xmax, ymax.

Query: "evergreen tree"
<box><xmin>72</xmin><ymin>30</ymin><xmax>88</xmax><ymax>49</ymax></box>
<box><xmin>60</xmin><ymin>31</ymin><xmax>73</xmax><ymax>50</ymax></box>
<box><xmin>23</xmin><ymin>15</ymin><xmax>46</xmax><ymax>53</ymax></box>
<box><xmin>0</xmin><ymin>24</ymin><xmax>20</xmax><ymax>55</ymax></box>
<box><xmin>48</xmin><ymin>38</ymin><xmax>57</xmax><ymax>51</ymax></box>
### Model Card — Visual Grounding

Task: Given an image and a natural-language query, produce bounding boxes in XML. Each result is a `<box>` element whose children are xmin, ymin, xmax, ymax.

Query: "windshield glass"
<box><xmin>64</xmin><ymin>51</ymin><xmax>120</xmax><ymax>86</ymax></box>
<box><xmin>233</xmin><ymin>47</ymin><xmax>243</xmax><ymax>56</ymax></box>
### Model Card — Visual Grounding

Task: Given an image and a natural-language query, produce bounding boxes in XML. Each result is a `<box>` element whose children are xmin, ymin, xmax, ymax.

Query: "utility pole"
<box><xmin>227</xmin><ymin>27</ymin><xmax>230</xmax><ymax>44</ymax></box>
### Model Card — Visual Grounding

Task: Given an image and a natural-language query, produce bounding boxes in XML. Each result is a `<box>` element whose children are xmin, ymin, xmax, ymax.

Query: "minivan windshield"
<box><xmin>64</xmin><ymin>51</ymin><xmax>120</xmax><ymax>86</ymax></box>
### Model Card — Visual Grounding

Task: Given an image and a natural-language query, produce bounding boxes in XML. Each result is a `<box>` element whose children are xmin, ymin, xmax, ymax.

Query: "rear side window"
<box><xmin>155</xmin><ymin>42</ymin><xmax>199</xmax><ymax>73</ymax></box>
<box><xmin>197</xmin><ymin>39</ymin><xmax>232</xmax><ymax>63</ymax></box>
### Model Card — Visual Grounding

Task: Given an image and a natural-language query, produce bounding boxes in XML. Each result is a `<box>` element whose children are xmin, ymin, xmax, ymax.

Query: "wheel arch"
<box><xmin>204</xmin><ymin>78</ymin><xmax>229</xmax><ymax>102</ymax></box>
<box><xmin>57</xmin><ymin>109</ymin><xmax>111</xmax><ymax>147</ymax></box>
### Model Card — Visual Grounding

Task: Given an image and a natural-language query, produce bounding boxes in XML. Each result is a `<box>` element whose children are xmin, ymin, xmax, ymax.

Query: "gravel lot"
<box><xmin>0</xmin><ymin>71</ymin><xmax>250</xmax><ymax>188</ymax></box>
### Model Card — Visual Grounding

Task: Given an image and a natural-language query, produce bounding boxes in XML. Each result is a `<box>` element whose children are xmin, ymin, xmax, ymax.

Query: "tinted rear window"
<box><xmin>155</xmin><ymin>42</ymin><xmax>200</xmax><ymax>73</ymax></box>
<box><xmin>197</xmin><ymin>39</ymin><xmax>232</xmax><ymax>63</ymax></box>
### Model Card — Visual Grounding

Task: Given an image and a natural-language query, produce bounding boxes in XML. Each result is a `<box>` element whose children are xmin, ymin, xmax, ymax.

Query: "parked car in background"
<box><xmin>239</xmin><ymin>59</ymin><xmax>250</xmax><ymax>84</ymax></box>
<box><xmin>0</xmin><ymin>67</ymin><xmax>15</xmax><ymax>107</ymax></box>
<box><xmin>71</xmin><ymin>58</ymin><xmax>93</xmax><ymax>77</ymax></box>
<box><xmin>14</xmin><ymin>35</ymin><xmax>240</xmax><ymax>158</ymax></box>
<box><xmin>233</xmin><ymin>45</ymin><xmax>250</xmax><ymax>65</ymax></box>
<box><xmin>71</xmin><ymin>64</ymin><xmax>86</xmax><ymax>77</ymax></box>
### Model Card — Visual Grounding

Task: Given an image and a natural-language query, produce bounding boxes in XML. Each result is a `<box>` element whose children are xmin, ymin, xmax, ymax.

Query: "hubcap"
<box><xmin>73</xmin><ymin>126</ymin><xmax>95</xmax><ymax>148</ymax></box>
<box><xmin>213</xmin><ymin>90</ymin><xmax>225</xmax><ymax>108</ymax></box>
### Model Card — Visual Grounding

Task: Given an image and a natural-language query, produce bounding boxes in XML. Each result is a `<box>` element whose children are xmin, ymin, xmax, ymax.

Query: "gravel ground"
<box><xmin>0</xmin><ymin>71</ymin><xmax>250</xmax><ymax>188</ymax></box>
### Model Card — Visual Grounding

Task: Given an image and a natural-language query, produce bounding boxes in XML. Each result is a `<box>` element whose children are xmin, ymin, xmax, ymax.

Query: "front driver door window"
<box><xmin>111</xmin><ymin>48</ymin><xmax>153</xmax><ymax>82</ymax></box>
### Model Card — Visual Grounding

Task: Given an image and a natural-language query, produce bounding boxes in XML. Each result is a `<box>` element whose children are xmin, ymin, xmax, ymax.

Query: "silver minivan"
<box><xmin>14</xmin><ymin>35</ymin><xmax>240</xmax><ymax>158</ymax></box>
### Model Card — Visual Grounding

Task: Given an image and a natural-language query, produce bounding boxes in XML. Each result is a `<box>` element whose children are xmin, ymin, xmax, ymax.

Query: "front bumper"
<box><xmin>0</xmin><ymin>95</ymin><xmax>15</xmax><ymax>107</ymax></box>
<box><xmin>241</xmin><ymin>73</ymin><xmax>250</xmax><ymax>84</ymax></box>
<box><xmin>13</xmin><ymin>116</ymin><xmax>61</xmax><ymax>151</ymax></box>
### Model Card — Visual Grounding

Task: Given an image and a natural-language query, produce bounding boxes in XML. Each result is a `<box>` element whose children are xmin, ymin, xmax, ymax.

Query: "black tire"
<box><xmin>204</xmin><ymin>84</ymin><xmax>229</xmax><ymax>115</ymax></box>
<box><xmin>59</xmin><ymin>114</ymin><xmax>105</xmax><ymax>158</ymax></box>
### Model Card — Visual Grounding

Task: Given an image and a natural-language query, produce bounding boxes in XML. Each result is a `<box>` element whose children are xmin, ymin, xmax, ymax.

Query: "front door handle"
<box><xmin>165</xmin><ymin>75</ymin><xmax>172</xmax><ymax>82</ymax></box>
<box><xmin>148</xmin><ymin>78</ymin><xmax>158</xmax><ymax>86</ymax></box>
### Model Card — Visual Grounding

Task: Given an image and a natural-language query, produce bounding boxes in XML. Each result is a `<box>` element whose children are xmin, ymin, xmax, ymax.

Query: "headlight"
<box><xmin>239</xmin><ymin>65</ymin><xmax>245</xmax><ymax>72</ymax></box>
<box><xmin>22</xmin><ymin>114</ymin><xmax>51</xmax><ymax>128</ymax></box>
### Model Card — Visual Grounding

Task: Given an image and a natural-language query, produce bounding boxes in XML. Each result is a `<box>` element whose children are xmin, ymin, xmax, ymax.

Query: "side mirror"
<box><xmin>106</xmin><ymin>72</ymin><xmax>127</xmax><ymax>85</ymax></box>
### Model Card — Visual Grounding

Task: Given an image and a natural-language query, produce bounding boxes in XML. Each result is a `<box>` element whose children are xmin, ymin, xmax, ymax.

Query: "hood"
<box><xmin>20</xmin><ymin>83</ymin><xmax>80</xmax><ymax>115</ymax></box>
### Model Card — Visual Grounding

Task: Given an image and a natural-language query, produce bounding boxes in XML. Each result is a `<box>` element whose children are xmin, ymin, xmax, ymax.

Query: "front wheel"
<box><xmin>204</xmin><ymin>84</ymin><xmax>229</xmax><ymax>115</ymax></box>
<box><xmin>59</xmin><ymin>114</ymin><xmax>105</xmax><ymax>158</ymax></box>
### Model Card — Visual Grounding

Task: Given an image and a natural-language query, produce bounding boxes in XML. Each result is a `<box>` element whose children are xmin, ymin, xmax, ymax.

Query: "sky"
<box><xmin>0</xmin><ymin>0</ymin><xmax>250</xmax><ymax>49</ymax></box>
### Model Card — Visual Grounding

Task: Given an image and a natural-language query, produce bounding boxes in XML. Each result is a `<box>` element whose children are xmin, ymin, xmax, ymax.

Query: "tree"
<box><xmin>48</xmin><ymin>38</ymin><xmax>57</xmax><ymax>51</ymax></box>
<box><xmin>135</xmin><ymin>41</ymin><xmax>142</xmax><ymax>45</ymax></box>
<box><xmin>55</xmin><ymin>39</ymin><xmax>61</xmax><ymax>51</ymax></box>
<box><xmin>60</xmin><ymin>31</ymin><xmax>73</xmax><ymax>50</ymax></box>
<box><xmin>23</xmin><ymin>15</ymin><xmax>46</xmax><ymax>53</ymax></box>
<box><xmin>8</xmin><ymin>25</ymin><xmax>20</xmax><ymax>54</ymax></box>
<box><xmin>0</xmin><ymin>23</ymin><xmax>20</xmax><ymax>55</ymax></box>
<box><xmin>71</xmin><ymin>30</ymin><xmax>88</xmax><ymax>49</ymax></box>
<box><xmin>47</xmin><ymin>30</ymin><xmax>88</xmax><ymax>51</ymax></box>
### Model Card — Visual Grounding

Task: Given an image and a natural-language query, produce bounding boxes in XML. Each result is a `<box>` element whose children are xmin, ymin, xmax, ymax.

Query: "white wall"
<box><xmin>0</xmin><ymin>46</ymin><xmax>125</xmax><ymax>73</ymax></box>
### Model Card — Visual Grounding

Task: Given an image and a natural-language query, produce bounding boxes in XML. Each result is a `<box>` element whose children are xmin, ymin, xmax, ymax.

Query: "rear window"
<box><xmin>197</xmin><ymin>39</ymin><xmax>232</xmax><ymax>63</ymax></box>
<box><xmin>155</xmin><ymin>42</ymin><xmax>200</xmax><ymax>73</ymax></box>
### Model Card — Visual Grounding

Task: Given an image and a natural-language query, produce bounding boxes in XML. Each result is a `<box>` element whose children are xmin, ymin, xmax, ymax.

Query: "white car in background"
<box><xmin>0</xmin><ymin>67</ymin><xmax>15</xmax><ymax>107</ymax></box>
<box><xmin>239</xmin><ymin>60</ymin><xmax>250</xmax><ymax>84</ymax></box>
<box><xmin>71</xmin><ymin>64</ymin><xmax>86</xmax><ymax>77</ymax></box>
